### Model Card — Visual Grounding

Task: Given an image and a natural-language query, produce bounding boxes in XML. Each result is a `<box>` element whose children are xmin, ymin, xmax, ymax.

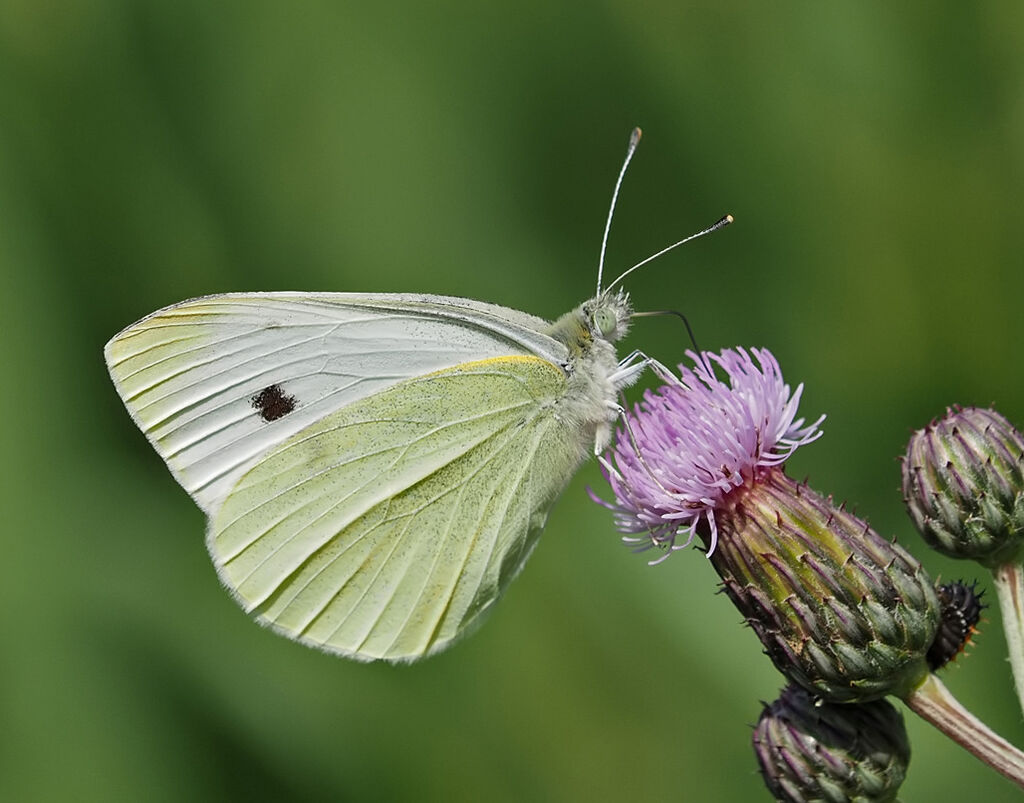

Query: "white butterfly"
<box><xmin>105</xmin><ymin>129</ymin><xmax>729</xmax><ymax>661</ymax></box>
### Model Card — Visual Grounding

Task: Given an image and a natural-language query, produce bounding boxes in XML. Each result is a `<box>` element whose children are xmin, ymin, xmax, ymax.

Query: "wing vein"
<box><xmin>421</xmin><ymin>416</ymin><xmax>552</xmax><ymax>651</ymax></box>
<box><xmin>380</xmin><ymin>416</ymin><xmax>543</xmax><ymax>655</ymax></box>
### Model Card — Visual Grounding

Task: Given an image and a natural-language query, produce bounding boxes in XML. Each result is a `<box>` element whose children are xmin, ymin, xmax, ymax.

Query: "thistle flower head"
<box><xmin>753</xmin><ymin>685</ymin><xmax>910</xmax><ymax>802</ymax></box>
<box><xmin>595</xmin><ymin>348</ymin><xmax>823</xmax><ymax>559</ymax></box>
<box><xmin>594</xmin><ymin>347</ymin><xmax>940</xmax><ymax>702</ymax></box>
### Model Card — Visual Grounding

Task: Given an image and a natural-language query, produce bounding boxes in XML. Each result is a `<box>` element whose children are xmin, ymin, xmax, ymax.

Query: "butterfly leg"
<box><xmin>609</xmin><ymin>349</ymin><xmax>653</xmax><ymax>389</ymax></box>
<box><xmin>598</xmin><ymin>349</ymin><xmax>687</xmax><ymax>500</ymax></box>
<box><xmin>596</xmin><ymin>349</ymin><xmax>672</xmax><ymax>457</ymax></box>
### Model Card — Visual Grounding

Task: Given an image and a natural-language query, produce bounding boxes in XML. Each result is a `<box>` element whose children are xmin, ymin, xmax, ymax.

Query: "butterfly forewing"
<box><xmin>208</xmin><ymin>356</ymin><xmax>585</xmax><ymax>661</ymax></box>
<box><xmin>105</xmin><ymin>293</ymin><xmax>568</xmax><ymax>514</ymax></box>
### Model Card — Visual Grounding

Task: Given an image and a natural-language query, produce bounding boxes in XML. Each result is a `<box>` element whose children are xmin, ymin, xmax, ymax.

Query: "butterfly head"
<box><xmin>548</xmin><ymin>289</ymin><xmax>632</xmax><ymax>358</ymax></box>
<box><xmin>586</xmin><ymin>289</ymin><xmax>632</xmax><ymax>344</ymax></box>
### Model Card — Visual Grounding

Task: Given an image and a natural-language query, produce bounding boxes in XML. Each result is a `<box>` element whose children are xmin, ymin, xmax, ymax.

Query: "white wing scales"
<box><xmin>105</xmin><ymin>293</ymin><xmax>569</xmax><ymax>513</ymax></box>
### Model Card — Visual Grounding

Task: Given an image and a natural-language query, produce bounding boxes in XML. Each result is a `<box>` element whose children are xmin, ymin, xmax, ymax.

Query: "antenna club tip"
<box><xmin>723</xmin><ymin>213</ymin><xmax>734</xmax><ymax>224</ymax></box>
<box><xmin>630</xmin><ymin>127</ymin><xmax>642</xmax><ymax>145</ymax></box>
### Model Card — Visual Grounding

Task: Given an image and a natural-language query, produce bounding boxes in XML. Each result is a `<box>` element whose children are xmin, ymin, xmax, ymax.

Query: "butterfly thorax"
<box><xmin>546</xmin><ymin>290</ymin><xmax>633</xmax><ymax>453</ymax></box>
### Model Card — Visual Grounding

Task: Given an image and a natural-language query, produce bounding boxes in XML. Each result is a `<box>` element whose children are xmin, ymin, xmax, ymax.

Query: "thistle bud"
<box><xmin>713</xmin><ymin>468</ymin><xmax>940</xmax><ymax>703</ymax></box>
<box><xmin>753</xmin><ymin>685</ymin><xmax>910</xmax><ymax>803</ymax></box>
<box><xmin>903</xmin><ymin>407</ymin><xmax>1024</xmax><ymax>567</ymax></box>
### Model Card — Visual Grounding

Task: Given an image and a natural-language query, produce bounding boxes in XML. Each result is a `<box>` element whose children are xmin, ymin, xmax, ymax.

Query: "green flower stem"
<box><xmin>903</xmin><ymin>672</ymin><xmax>1024</xmax><ymax>790</ymax></box>
<box><xmin>992</xmin><ymin>561</ymin><xmax>1024</xmax><ymax>715</ymax></box>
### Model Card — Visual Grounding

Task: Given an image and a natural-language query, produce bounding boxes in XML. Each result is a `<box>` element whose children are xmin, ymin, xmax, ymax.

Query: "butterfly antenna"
<box><xmin>596</xmin><ymin>127</ymin><xmax>643</xmax><ymax>297</ymax></box>
<box><xmin>603</xmin><ymin>214</ymin><xmax>733</xmax><ymax>295</ymax></box>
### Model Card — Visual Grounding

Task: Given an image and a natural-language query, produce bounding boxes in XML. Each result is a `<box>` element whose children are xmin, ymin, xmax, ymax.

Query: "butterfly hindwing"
<box><xmin>208</xmin><ymin>355</ymin><xmax>585</xmax><ymax>661</ymax></box>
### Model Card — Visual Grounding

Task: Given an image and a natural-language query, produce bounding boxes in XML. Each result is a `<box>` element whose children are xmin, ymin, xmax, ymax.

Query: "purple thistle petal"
<box><xmin>595</xmin><ymin>347</ymin><xmax>824</xmax><ymax>560</ymax></box>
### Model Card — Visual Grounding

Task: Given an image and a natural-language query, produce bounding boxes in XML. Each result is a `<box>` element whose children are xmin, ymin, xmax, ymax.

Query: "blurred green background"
<box><xmin>2</xmin><ymin>2</ymin><xmax>1023</xmax><ymax>800</ymax></box>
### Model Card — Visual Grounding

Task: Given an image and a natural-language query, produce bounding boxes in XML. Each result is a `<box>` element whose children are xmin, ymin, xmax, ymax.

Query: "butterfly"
<box><xmin>104</xmin><ymin>129</ymin><xmax>730</xmax><ymax>662</ymax></box>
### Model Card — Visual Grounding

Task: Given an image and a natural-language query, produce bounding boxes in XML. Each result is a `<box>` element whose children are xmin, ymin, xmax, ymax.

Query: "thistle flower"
<box><xmin>902</xmin><ymin>406</ymin><xmax>1024</xmax><ymax>567</ymax></box>
<box><xmin>594</xmin><ymin>348</ymin><xmax>824</xmax><ymax>559</ymax></box>
<box><xmin>594</xmin><ymin>348</ymin><xmax>941</xmax><ymax>702</ymax></box>
<box><xmin>753</xmin><ymin>684</ymin><xmax>910</xmax><ymax>803</ymax></box>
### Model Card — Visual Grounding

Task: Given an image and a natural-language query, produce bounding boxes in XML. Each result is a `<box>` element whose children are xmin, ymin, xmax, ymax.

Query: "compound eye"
<box><xmin>593</xmin><ymin>306</ymin><xmax>618</xmax><ymax>337</ymax></box>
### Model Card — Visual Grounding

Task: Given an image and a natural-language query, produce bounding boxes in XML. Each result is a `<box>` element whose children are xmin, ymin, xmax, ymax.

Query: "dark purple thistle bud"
<box><xmin>926</xmin><ymin>581</ymin><xmax>985</xmax><ymax>671</ymax></box>
<box><xmin>753</xmin><ymin>685</ymin><xmax>910</xmax><ymax>803</ymax></box>
<box><xmin>594</xmin><ymin>349</ymin><xmax>940</xmax><ymax>703</ymax></box>
<box><xmin>903</xmin><ymin>407</ymin><xmax>1024</xmax><ymax>567</ymax></box>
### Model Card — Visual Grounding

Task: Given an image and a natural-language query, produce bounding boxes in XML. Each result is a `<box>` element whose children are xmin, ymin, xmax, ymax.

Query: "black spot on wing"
<box><xmin>251</xmin><ymin>384</ymin><xmax>297</xmax><ymax>422</ymax></box>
